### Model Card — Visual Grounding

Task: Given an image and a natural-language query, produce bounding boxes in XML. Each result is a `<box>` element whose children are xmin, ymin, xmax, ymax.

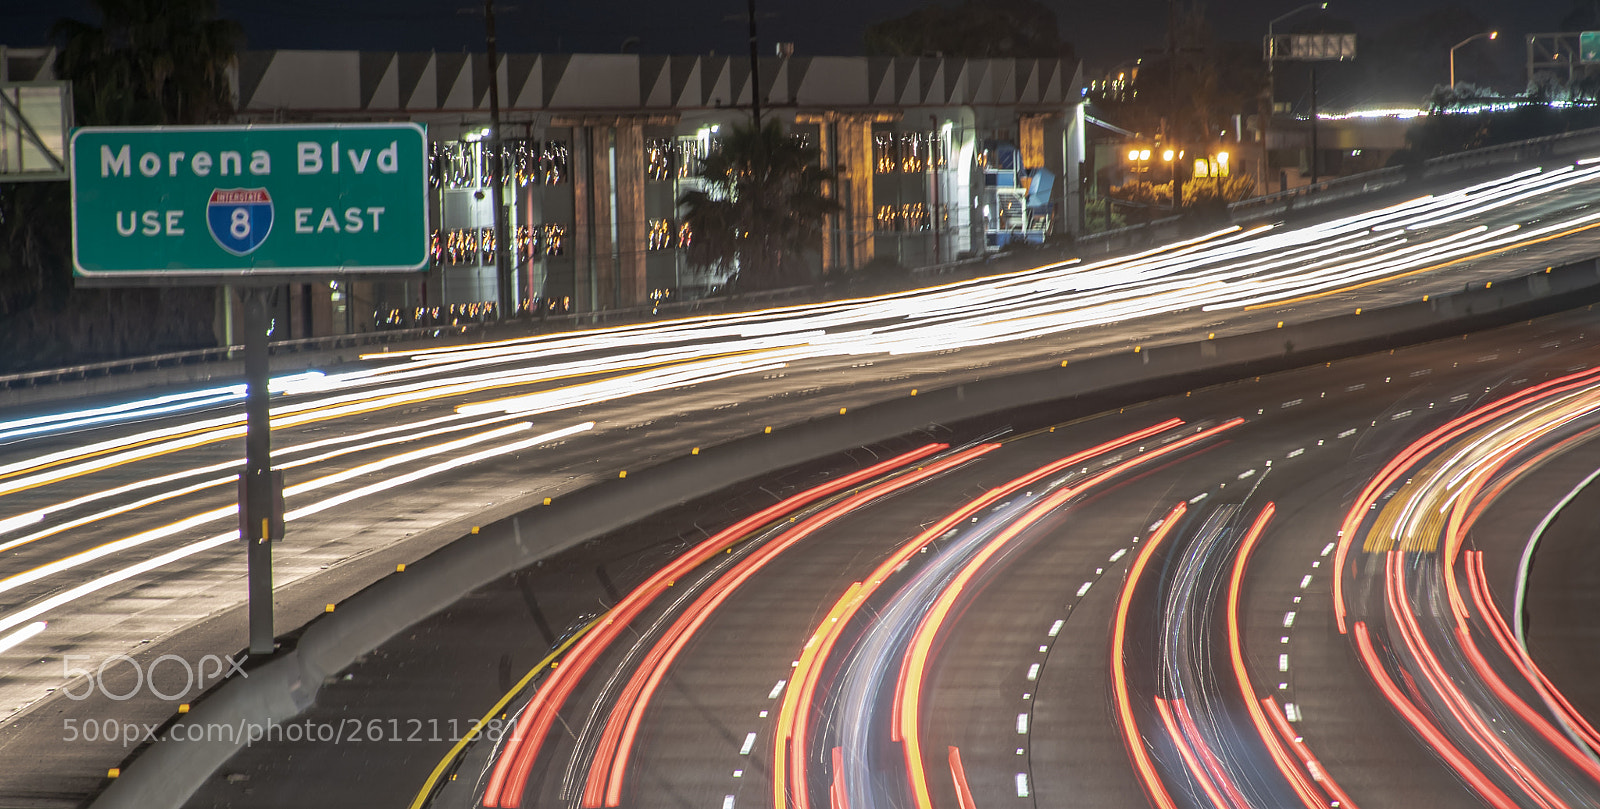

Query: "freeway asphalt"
<box><xmin>10</xmin><ymin>156</ymin><xmax>1600</xmax><ymax>806</ymax></box>
<box><xmin>181</xmin><ymin>305</ymin><xmax>1600</xmax><ymax>809</ymax></box>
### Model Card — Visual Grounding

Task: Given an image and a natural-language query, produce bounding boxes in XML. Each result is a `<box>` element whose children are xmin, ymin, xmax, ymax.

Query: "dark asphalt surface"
<box><xmin>12</xmin><ymin>156</ymin><xmax>1600</xmax><ymax>807</ymax></box>
<box><xmin>178</xmin><ymin>305</ymin><xmax>1600</xmax><ymax>809</ymax></box>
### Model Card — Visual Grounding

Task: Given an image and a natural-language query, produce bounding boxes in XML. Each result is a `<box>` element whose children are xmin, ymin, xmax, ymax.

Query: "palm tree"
<box><xmin>679</xmin><ymin>120</ymin><xmax>838</xmax><ymax>291</ymax></box>
<box><xmin>52</xmin><ymin>0</ymin><xmax>243</xmax><ymax>126</ymax></box>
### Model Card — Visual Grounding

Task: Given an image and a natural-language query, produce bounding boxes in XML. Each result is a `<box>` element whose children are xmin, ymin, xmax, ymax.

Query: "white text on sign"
<box><xmin>295</xmin><ymin>142</ymin><xmax>401</xmax><ymax>175</ymax></box>
<box><xmin>295</xmin><ymin>208</ymin><xmax>386</xmax><ymax>233</ymax></box>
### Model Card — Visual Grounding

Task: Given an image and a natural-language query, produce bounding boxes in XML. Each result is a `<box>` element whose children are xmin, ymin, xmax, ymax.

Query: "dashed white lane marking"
<box><xmin>1189</xmin><ymin>492</ymin><xmax>1210</xmax><ymax>504</ymax></box>
<box><xmin>1451</xmin><ymin>393</ymin><xmax>1471</xmax><ymax>403</ymax></box>
<box><xmin>1279</xmin><ymin>654</ymin><xmax>1290</xmax><ymax>672</ymax></box>
<box><xmin>1027</xmin><ymin>663</ymin><xmax>1040</xmax><ymax>681</ymax></box>
<box><xmin>1285</xmin><ymin>702</ymin><xmax>1302</xmax><ymax>722</ymax></box>
<box><xmin>739</xmin><ymin>732</ymin><xmax>757</xmax><ymax>755</ymax></box>
<box><xmin>1391</xmin><ymin>409</ymin><xmax>1413</xmax><ymax>420</ymax></box>
<box><xmin>723</xmin><ymin>795</ymin><xmax>736</xmax><ymax>809</ymax></box>
<box><xmin>1338</xmin><ymin>429</ymin><xmax>1357</xmax><ymax>439</ymax></box>
<box><xmin>1016</xmin><ymin>773</ymin><xmax>1031</xmax><ymax>797</ymax></box>
<box><xmin>1238</xmin><ymin>469</ymin><xmax>1257</xmax><ymax>480</ymax></box>
<box><xmin>1320</xmin><ymin>543</ymin><xmax>1335</xmax><ymax>557</ymax></box>
<box><xmin>1076</xmin><ymin>582</ymin><xmax>1093</xmax><ymax>597</ymax></box>
<box><xmin>733</xmin><ymin>769</ymin><xmax>743</xmax><ymax>778</ymax></box>
<box><xmin>767</xmin><ymin>680</ymin><xmax>787</xmax><ymax>699</ymax></box>
<box><xmin>1409</xmin><ymin>368</ymin><xmax>1432</xmax><ymax>377</ymax></box>
<box><xmin>1109</xmin><ymin>549</ymin><xmax>1128</xmax><ymax>563</ymax></box>
<box><xmin>1283</xmin><ymin>611</ymin><xmax>1297</xmax><ymax>628</ymax></box>
<box><xmin>1299</xmin><ymin>575</ymin><xmax>1312</xmax><ymax>589</ymax></box>
<box><xmin>1287</xmin><ymin>448</ymin><xmax>1305</xmax><ymax>459</ymax></box>
<box><xmin>1038</xmin><ymin>645</ymin><xmax>1049</xmax><ymax>653</ymax></box>
<box><xmin>1048</xmin><ymin>619</ymin><xmax>1064</xmax><ymax>637</ymax></box>
<box><xmin>1017</xmin><ymin>714</ymin><xmax>1029</xmax><ymax>734</ymax></box>
<box><xmin>1282</xmin><ymin>398</ymin><xmax>1303</xmax><ymax>408</ymax></box>
<box><xmin>1346</xmin><ymin>383</ymin><xmax>1366</xmax><ymax>392</ymax></box>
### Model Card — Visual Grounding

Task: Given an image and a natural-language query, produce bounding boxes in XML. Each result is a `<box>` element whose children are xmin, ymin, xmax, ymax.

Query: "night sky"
<box><xmin>5</xmin><ymin>0</ymin><xmax>1582</xmax><ymax>72</ymax></box>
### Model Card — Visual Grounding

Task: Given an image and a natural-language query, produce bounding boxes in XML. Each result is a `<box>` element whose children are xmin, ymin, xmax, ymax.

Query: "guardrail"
<box><xmin>0</xmin><ymin>251</ymin><xmax>1047</xmax><ymax>397</ymax></box>
<box><xmin>1228</xmin><ymin>122</ymin><xmax>1600</xmax><ymax>221</ymax></box>
<box><xmin>0</xmin><ymin>284</ymin><xmax>829</xmax><ymax>392</ymax></box>
<box><xmin>14</xmin><ymin>121</ymin><xmax>1600</xmax><ymax>396</ymax></box>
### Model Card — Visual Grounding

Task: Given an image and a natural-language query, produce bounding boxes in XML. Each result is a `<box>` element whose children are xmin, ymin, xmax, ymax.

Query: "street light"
<box><xmin>1161</xmin><ymin>148</ymin><xmax>1179</xmax><ymax>210</ymax></box>
<box><xmin>1129</xmin><ymin>148</ymin><xmax>1151</xmax><ymax>182</ymax></box>
<box><xmin>1265</xmin><ymin>3</ymin><xmax>1328</xmax><ymax>192</ymax></box>
<box><xmin>1449</xmin><ymin>31</ymin><xmax>1498</xmax><ymax>88</ymax></box>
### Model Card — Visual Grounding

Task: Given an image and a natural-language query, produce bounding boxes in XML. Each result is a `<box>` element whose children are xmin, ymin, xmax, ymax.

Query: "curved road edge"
<box><xmin>91</xmin><ymin>253</ymin><xmax>1600</xmax><ymax>809</ymax></box>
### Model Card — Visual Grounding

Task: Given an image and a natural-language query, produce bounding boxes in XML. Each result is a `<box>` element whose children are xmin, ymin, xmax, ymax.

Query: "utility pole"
<box><xmin>484</xmin><ymin>0</ymin><xmax>513</xmax><ymax>318</ymax></box>
<box><xmin>930</xmin><ymin>114</ymin><xmax>941</xmax><ymax>265</ymax></box>
<box><xmin>1264</xmin><ymin>4</ymin><xmax>1328</xmax><ymax>193</ymax></box>
<box><xmin>746</xmin><ymin>0</ymin><xmax>762</xmax><ymax>129</ymax></box>
<box><xmin>1309</xmin><ymin>64</ymin><xmax>1319</xmax><ymax>185</ymax></box>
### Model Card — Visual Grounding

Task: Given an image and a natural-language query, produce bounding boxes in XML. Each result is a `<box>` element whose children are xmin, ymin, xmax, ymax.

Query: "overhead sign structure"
<box><xmin>70</xmin><ymin>122</ymin><xmax>428</xmax><ymax>281</ymax></box>
<box><xmin>1</xmin><ymin>81</ymin><xmax>72</xmax><ymax>182</ymax></box>
<box><xmin>1267</xmin><ymin>33</ymin><xmax>1357</xmax><ymax>62</ymax></box>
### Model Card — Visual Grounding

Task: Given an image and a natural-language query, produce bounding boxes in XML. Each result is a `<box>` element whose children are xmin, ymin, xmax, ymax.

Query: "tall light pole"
<box><xmin>746</xmin><ymin>0</ymin><xmax>762</xmax><ymax>129</ymax></box>
<box><xmin>1265</xmin><ymin>2</ymin><xmax>1327</xmax><ymax>191</ymax></box>
<box><xmin>463</xmin><ymin>0</ymin><xmax>513</xmax><ymax>318</ymax></box>
<box><xmin>1450</xmin><ymin>31</ymin><xmax>1498</xmax><ymax>88</ymax></box>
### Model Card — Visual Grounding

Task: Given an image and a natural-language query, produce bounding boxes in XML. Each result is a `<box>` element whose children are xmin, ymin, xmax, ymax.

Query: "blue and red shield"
<box><xmin>207</xmin><ymin>188</ymin><xmax>274</xmax><ymax>256</ymax></box>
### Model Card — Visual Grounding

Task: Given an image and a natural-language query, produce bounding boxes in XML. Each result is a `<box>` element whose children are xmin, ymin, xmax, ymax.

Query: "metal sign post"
<box><xmin>241</xmin><ymin>288</ymin><xmax>279</xmax><ymax>656</ymax></box>
<box><xmin>68</xmin><ymin>122</ymin><xmax>430</xmax><ymax>658</ymax></box>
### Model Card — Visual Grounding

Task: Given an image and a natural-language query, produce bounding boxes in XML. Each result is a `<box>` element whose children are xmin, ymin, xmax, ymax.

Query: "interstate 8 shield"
<box><xmin>207</xmin><ymin>188</ymin><xmax>274</xmax><ymax>256</ymax></box>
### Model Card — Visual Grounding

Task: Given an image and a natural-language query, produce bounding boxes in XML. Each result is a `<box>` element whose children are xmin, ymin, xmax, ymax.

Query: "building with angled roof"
<box><xmin>6</xmin><ymin>46</ymin><xmax>1087</xmax><ymax>337</ymax></box>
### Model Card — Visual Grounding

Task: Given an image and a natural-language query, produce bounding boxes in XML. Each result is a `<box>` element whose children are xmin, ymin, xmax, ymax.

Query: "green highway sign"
<box><xmin>1584</xmin><ymin>31</ymin><xmax>1600</xmax><ymax>64</ymax></box>
<box><xmin>71</xmin><ymin>123</ymin><xmax>428</xmax><ymax>281</ymax></box>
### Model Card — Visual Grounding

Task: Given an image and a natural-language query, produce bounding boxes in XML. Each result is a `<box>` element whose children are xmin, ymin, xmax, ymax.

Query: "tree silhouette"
<box><xmin>679</xmin><ymin>120</ymin><xmax>838</xmax><ymax>291</ymax></box>
<box><xmin>864</xmin><ymin>0</ymin><xmax>1075</xmax><ymax>62</ymax></box>
<box><xmin>0</xmin><ymin>0</ymin><xmax>242</xmax><ymax>372</ymax></box>
<box><xmin>53</xmin><ymin>0</ymin><xmax>243</xmax><ymax>126</ymax></box>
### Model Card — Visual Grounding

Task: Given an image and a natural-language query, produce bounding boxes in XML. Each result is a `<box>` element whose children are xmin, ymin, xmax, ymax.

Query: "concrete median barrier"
<box><xmin>90</xmin><ymin>255</ymin><xmax>1600</xmax><ymax>809</ymax></box>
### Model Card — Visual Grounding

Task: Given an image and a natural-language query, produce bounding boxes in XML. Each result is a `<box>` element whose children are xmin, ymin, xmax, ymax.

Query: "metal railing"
<box><xmin>14</xmin><ymin>123</ymin><xmax>1600</xmax><ymax>394</ymax></box>
<box><xmin>1228</xmin><ymin>122</ymin><xmax>1600</xmax><ymax>220</ymax></box>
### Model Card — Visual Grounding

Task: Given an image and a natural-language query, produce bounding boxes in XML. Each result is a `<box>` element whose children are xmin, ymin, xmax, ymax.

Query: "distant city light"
<box><xmin>1314</xmin><ymin>98</ymin><xmax>1592</xmax><ymax>121</ymax></box>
